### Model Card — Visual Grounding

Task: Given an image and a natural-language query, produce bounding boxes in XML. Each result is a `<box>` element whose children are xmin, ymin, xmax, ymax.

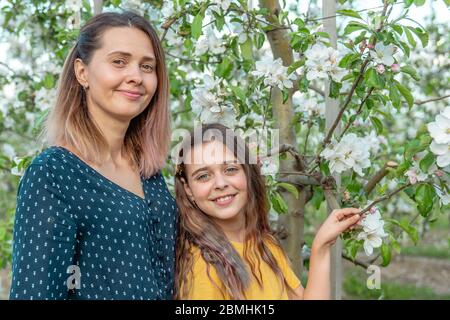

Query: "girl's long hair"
<box><xmin>42</xmin><ymin>11</ymin><xmax>170</xmax><ymax>178</ymax></box>
<box><xmin>174</xmin><ymin>123</ymin><xmax>296</xmax><ymax>299</ymax></box>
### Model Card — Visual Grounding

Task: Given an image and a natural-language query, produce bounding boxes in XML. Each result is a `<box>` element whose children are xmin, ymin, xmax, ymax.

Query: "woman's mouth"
<box><xmin>119</xmin><ymin>90</ymin><xmax>143</xmax><ymax>101</ymax></box>
<box><xmin>212</xmin><ymin>194</ymin><xmax>237</xmax><ymax>207</ymax></box>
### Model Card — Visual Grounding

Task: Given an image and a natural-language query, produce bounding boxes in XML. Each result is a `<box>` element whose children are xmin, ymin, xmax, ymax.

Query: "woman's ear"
<box><xmin>74</xmin><ymin>58</ymin><xmax>89</xmax><ymax>89</ymax></box>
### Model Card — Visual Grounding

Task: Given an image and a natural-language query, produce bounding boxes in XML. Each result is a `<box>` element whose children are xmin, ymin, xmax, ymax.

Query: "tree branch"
<box><xmin>364</xmin><ymin>161</ymin><xmax>398</xmax><ymax>196</ymax></box>
<box><xmin>338</xmin><ymin>87</ymin><xmax>374</xmax><ymax>140</ymax></box>
<box><xmin>359</xmin><ymin>183</ymin><xmax>412</xmax><ymax>215</ymax></box>
<box><xmin>415</xmin><ymin>94</ymin><xmax>450</xmax><ymax>106</ymax></box>
<box><xmin>342</xmin><ymin>253</ymin><xmax>370</xmax><ymax>269</ymax></box>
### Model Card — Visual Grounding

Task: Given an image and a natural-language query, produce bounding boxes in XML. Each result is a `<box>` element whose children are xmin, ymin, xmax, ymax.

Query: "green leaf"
<box><xmin>389</xmin><ymin>84</ymin><xmax>401</xmax><ymax>109</ymax></box>
<box><xmin>415</xmin><ymin>184</ymin><xmax>436</xmax><ymax>217</ymax></box>
<box><xmin>381</xmin><ymin>243</ymin><xmax>391</xmax><ymax>267</ymax></box>
<box><xmin>366</xmin><ymin>68</ymin><xmax>383</xmax><ymax>89</ymax></box>
<box><xmin>255</xmin><ymin>32</ymin><xmax>265</xmax><ymax>49</ymax></box>
<box><xmin>282</xmin><ymin>88</ymin><xmax>290</xmax><ymax>103</ymax></box>
<box><xmin>400</xmin><ymin>65</ymin><xmax>420</xmax><ymax>81</ymax></box>
<box><xmin>403</xmin><ymin>27</ymin><xmax>416</xmax><ymax>48</ymax></box>
<box><xmin>271</xmin><ymin>192</ymin><xmax>289</xmax><ymax>214</ymax></box>
<box><xmin>370</xmin><ymin>116</ymin><xmax>383</xmax><ymax>134</ymax></box>
<box><xmin>419</xmin><ymin>152</ymin><xmax>435</xmax><ymax>173</ymax></box>
<box><xmin>391</xmin><ymin>24</ymin><xmax>403</xmax><ymax>35</ymax></box>
<box><xmin>388</xmin><ymin>218</ymin><xmax>418</xmax><ymax>245</ymax></box>
<box><xmin>344</xmin><ymin>21</ymin><xmax>368</xmax><ymax>35</ymax></box>
<box><xmin>336</xmin><ymin>9</ymin><xmax>363</xmax><ymax>20</ymax></box>
<box><xmin>398</xmin><ymin>40</ymin><xmax>411</xmax><ymax>57</ymax></box>
<box><xmin>277</xmin><ymin>182</ymin><xmax>299</xmax><ymax>199</ymax></box>
<box><xmin>191</xmin><ymin>10</ymin><xmax>204</xmax><ymax>40</ymax></box>
<box><xmin>43</xmin><ymin>74</ymin><xmax>55</xmax><ymax>89</ymax></box>
<box><xmin>215</xmin><ymin>58</ymin><xmax>233</xmax><ymax>78</ymax></box>
<box><xmin>414</xmin><ymin>0</ymin><xmax>426</xmax><ymax>6</ymax></box>
<box><xmin>315</xmin><ymin>31</ymin><xmax>330</xmax><ymax>39</ymax></box>
<box><xmin>395</xmin><ymin>82</ymin><xmax>414</xmax><ymax>108</ymax></box>
<box><xmin>240</xmin><ymin>38</ymin><xmax>253</xmax><ymax>61</ymax></box>
<box><xmin>288</xmin><ymin>59</ymin><xmax>305</xmax><ymax>75</ymax></box>
<box><xmin>338</xmin><ymin>53</ymin><xmax>360</xmax><ymax>68</ymax></box>
<box><xmin>408</xmin><ymin>27</ymin><xmax>429</xmax><ymax>47</ymax></box>
<box><xmin>329</xmin><ymin>80</ymin><xmax>342</xmax><ymax>98</ymax></box>
<box><xmin>231</xmin><ymin>86</ymin><xmax>246</xmax><ymax>102</ymax></box>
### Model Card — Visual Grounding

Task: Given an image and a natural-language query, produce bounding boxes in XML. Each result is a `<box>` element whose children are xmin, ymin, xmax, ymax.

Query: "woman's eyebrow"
<box><xmin>107</xmin><ymin>50</ymin><xmax>156</xmax><ymax>61</ymax></box>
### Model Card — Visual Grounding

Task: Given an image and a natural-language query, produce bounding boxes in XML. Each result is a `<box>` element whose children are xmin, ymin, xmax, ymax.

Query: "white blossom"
<box><xmin>194</xmin><ymin>31</ymin><xmax>226</xmax><ymax>56</ymax></box>
<box><xmin>320</xmin><ymin>133</ymin><xmax>371</xmax><ymax>176</ymax></box>
<box><xmin>369</xmin><ymin>42</ymin><xmax>396</xmax><ymax>66</ymax></box>
<box><xmin>405</xmin><ymin>164</ymin><xmax>428</xmax><ymax>184</ymax></box>
<box><xmin>428</xmin><ymin>106</ymin><xmax>450</xmax><ymax>167</ymax></box>
<box><xmin>304</xmin><ymin>42</ymin><xmax>347</xmax><ymax>82</ymax></box>
<box><xmin>251</xmin><ymin>56</ymin><xmax>296</xmax><ymax>90</ymax></box>
<box><xmin>2</xmin><ymin>144</ymin><xmax>15</xmax><ymax>160</ymax></box>
<box><xmin>357</xmin><ymin>208</ymin><xmax>388</xmax><ymax>256</ymax></box>
<box><xmin>427</xmin><ymin>106</ymin><xmax>450</xmax><ymax>144</ymax></box>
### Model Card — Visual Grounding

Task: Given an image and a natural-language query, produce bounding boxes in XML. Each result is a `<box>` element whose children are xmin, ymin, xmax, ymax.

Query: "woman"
<box><xmin>9</xmin><ymin>12</ymin><xmax>177</xmax><ymax>300</ymax></box>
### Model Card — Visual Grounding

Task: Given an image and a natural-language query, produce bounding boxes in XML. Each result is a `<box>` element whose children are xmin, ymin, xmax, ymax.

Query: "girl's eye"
<box><xmin>226</xmin><ymin>166</ymin><xmax>239</xmax><ymax>173</ymax></box>
<box><xmin>141</xmin><ymin>64</ymin><xmax>154</xmax><ymax>72</ymax></box>
<box><xmin>196</xmin><ymin>173</ymin><xmax>209</xmax><ymax>181</ymax></box>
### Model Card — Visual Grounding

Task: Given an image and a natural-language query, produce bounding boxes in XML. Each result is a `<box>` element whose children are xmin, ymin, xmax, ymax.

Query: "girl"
<box><xmin>174</xmin><ymin>123</ymin><xmax>361</xmax><ymax>300</ymax></box>
<box><xmin>9</xmin><ymin>12</ymin><xmax>177</xmax><ymax>300</ymax></box>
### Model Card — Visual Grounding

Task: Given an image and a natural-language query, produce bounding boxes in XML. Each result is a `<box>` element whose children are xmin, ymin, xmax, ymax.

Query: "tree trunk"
<box><xmin>323</xmin><ymin>0</ymin><xmax>343</xmax><ymax>300</ymax></box>
<box><xmin>93</xmin><ymin>0</ymin><xmax>103</xmax><ymax>15</ymax></box>
<box><xmin>259</xmin><ymin>0</ymin><xmax>306</xmax><ymax>278</ymax></box>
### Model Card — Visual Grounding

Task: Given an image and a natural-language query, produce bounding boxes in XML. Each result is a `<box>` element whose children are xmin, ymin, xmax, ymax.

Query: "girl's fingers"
<box><xmin>334</xmin><ymin>208</ymin><xmax>361</xmax><ymax>221</ymax></box>
<box><xmin>339</xmin><ymin>214</ymin><xmax>360</xmax><ymax>230</ymax></box>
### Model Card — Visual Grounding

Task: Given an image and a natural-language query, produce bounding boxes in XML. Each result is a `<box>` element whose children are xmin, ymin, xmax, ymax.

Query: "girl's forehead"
<box><xmin>185</xmin><ymin>141</ymin><xmax>237</xmax><ymax>166</ymax></box>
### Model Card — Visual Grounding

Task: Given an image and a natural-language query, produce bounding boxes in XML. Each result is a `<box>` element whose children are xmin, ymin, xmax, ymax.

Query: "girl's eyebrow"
<box><xmin>190</xmin><ymin>160</ymin><xmax>238</xmax><ymax>177</ymax></box>
<box><xmin>107</xmin><ymin>50</ymin><xmax>156</xmax><ymax>61</ymax></box>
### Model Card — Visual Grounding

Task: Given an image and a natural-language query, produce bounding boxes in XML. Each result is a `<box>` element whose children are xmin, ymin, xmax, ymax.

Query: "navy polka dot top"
<box><xmin>9</xmin><ymin>146</ymin><xmax>178</xmax><ymax>300</ymax></box>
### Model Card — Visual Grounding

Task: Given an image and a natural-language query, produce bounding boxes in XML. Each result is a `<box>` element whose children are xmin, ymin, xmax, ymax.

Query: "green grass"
<box><xmin>401</xmin><ymin>244</ymin><xmax>450</xmax><ymax>259</ymax></box>
<box><xmin>343</xmin><ymin>271</ymin><xmax>450</xmax><ymax>300</ymax></box>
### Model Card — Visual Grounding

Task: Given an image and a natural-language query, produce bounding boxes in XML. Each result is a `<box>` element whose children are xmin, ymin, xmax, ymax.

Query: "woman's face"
<box><xmin>183</xmin><ymin>140</ymin><xmax>248</xmax><ymax>224</ymax></box>
<box><xmin>75</xmin><ymin>27</ymin><xmax>158</xmax><ymax>122</ymax></box>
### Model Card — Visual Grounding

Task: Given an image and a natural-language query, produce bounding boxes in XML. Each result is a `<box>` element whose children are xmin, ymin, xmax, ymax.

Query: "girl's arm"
<box><xmin>289</xmin><ymin>208</ymin><xmax>361</xmax><ymax>300</ymax></box>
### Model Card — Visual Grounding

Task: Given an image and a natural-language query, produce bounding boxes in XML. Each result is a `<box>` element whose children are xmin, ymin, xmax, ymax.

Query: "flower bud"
<box><xmin>391</xmin><ymin>63</ymin><xmax>400</xmax><ymax>73</ymax></box>
<box><xmin>376</xmin><ymin>64</ymin><xmax>385</xmax><ymax>74</ymax></box>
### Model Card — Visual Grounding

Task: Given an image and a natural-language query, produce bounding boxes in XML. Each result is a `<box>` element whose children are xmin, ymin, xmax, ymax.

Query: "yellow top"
<box><xmin>182</xmin><ymin>240</ymin><xmax>301</xmax><ymax>300</ymax></box>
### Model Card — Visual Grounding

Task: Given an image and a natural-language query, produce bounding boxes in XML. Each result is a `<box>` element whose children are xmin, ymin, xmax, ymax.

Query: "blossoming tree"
<box><xmin>0</xmin><ymin>0</ymin><xmax>449</xmax><ymax>298</ymax></box>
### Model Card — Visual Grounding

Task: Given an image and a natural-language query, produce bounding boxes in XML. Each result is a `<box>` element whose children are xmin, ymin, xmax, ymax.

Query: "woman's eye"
<box><xmin>141</xmin><ymin>64</ymin><xmax>154</xmax><ymax>72</ymax></box>
<box><xmin>112</xmin><ymin>59</ymin><xmax>126</xmax><ymax>66</ymax></box>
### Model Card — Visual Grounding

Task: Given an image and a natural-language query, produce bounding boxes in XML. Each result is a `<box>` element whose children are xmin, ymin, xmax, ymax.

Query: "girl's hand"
<box><xmin>312</xmin><ymin>208</ymin><xmax>361</xmax><ymax>252</ymax></box>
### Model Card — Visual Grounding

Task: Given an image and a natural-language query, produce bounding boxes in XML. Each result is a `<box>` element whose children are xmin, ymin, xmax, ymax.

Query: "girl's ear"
<box><xmin>74</xmin><ymin>58</ymin><xmax>89</xmax><ymax>89</ymax></box>
<box><xmin>181</xmin><ymin>177</ymin><xmax>194</xmax><ymax>199</ymax></box>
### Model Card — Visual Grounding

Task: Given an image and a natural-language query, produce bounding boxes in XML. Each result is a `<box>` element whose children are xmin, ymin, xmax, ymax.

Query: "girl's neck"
<box><xmin>215</xmin><ymin>212</ymin><xmax>246</xmax><ymax>243</ymax></box>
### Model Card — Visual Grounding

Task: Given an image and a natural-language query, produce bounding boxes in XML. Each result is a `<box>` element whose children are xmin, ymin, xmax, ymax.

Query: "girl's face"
<box><xmin>183</xmin><ymin>140</ymin><xmax>248</xmax><ymax>224</ymax></box>
<box><xmin>75</xmin><ymin>27</ymin><xmax>158</xmax><ymax>122</ymax></box>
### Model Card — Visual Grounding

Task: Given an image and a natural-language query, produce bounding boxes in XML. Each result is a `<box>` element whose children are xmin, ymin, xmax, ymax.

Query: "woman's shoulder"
<box><xmin>29</xmin><ymin>145</ymin><xmax>71</xmax><ymax>169</ymax></box>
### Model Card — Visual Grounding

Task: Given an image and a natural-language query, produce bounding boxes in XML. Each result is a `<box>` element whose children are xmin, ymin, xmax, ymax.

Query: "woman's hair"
<box><xmin>43</xmin><ymin>11</ymin><xmax>170</xmax><ymax>178</ymax></box>
<box><xmin>174</xmin><ymin>123</ymin><xmax>295</xmax><ymax>299</ymax></box>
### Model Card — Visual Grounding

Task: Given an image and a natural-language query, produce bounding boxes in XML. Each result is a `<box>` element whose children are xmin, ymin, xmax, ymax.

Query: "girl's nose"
<box><xmin>213</xmin><ymin>173</ymin><xmax>229</xmax><ymax>190</ymax></box>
